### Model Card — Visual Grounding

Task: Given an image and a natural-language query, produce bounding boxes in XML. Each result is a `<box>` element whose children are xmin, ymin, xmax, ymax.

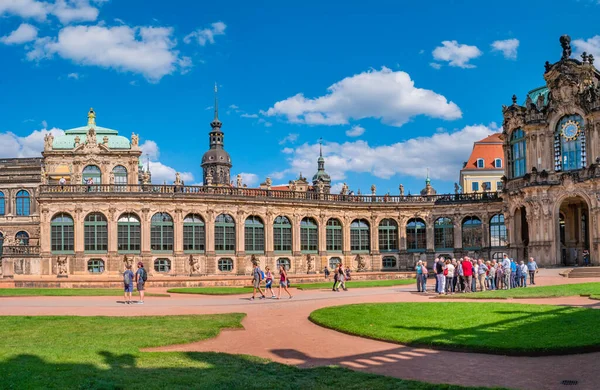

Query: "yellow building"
<box><xmin>460</xmin><ymin>133</ymin><xmax>504</xmax><ymax>193</ymax></box>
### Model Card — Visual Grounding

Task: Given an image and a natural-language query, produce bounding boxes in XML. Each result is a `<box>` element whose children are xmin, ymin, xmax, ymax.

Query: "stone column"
<box><xmin>342</xmin><ymin>216</ymin><xmax>351</xmax><ymax>256</ymax></box>
<box><xmin>264</xmin><ymin>213</ymin><xmax>274</xmax><ymax>257</ymax></box>
<box><xmin>236</xmin><ymin>211</ymin><xmax>246</xmax><ymax>257</ymax></box>
<box><xmin>453</xmin><ymin>218</ymin><xmax>463</xmax><ymax>251</ymax></box>
<box><xmin>141</xmin><ymin>208</ymin><xmax>151</xmax><ymax>256</ymax></box>
<box><xmin>370</xmin><ymin>217</ymin><xmax>379</xmax><ymax>254</ymax></box>
<box><xmin>481</xmin><ymin>214</ymin><xmax>490</xmax><ymax>248</ymax></box>
<box><xmin>74</xmin><ymin>207</ymin><xmax>84</xmax><ymax>254</ymax></box>
<box><xmin>174</xmin><ymin>209</ymin><xmax>183</xmax><ymax>255</ymax></box>
<box><xmin>205</xmin><ymin>210</ymin><xmax>215</xmax><ymax>255</ymax></box>
<box><xmin>292</xmin><ymin>214</ymin><xmax>301</xmax><ymax>256</ymax></box>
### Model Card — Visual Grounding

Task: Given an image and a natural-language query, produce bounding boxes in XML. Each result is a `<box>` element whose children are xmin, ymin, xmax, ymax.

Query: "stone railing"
<box><xmin>39</xmin><ymin>185</ymin><xmax>502</xmax><ymax>205</ymax></box>
<box><xmin>0</xmin><ymin>245</ymin><xmax>40</xmax><ymax>257</ymax></box>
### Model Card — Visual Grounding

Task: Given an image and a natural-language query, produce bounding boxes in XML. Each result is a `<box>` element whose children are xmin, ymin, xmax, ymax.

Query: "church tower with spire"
<box><xmin>201</xmin><ymin>83</ymin><xmax>232</xmax><ymax>186</ymax></box>
<box><xmin>312</xmin><ymin>139</ymin><xmax>331</xmax><ymax>193</ymax></box>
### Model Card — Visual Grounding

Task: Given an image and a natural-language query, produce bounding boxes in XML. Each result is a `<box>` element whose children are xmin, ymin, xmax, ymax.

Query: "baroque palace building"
<box><xmin>0</xmin><ymin>35</ymin><xmax>599</xmax><ymax>279</ymax></box>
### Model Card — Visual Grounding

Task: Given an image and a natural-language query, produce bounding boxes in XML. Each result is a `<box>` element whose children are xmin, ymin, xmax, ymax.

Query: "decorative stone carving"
<box><xmin>454</xmin><ymin>182</ymin><xmax>460</xmax><ymax>194</ymax></box>
<box><xmin>265</xmin><ymin>177</ymin><xmax>272</xmax><ymax>189</ymax></box>
<box><xmin>44</xmin><ymin>133</ymin><xmax>54</xmax><ymax>151</ymax></box>
<box><xmin>131</xmin><ymin>133</ymin><xmax>139</xmax><ymax>147</ymax></box>
<box><xmin>340</xmin><ymin>183</ymin><xmax>348</xmax><ymax>195</ymax></box>
<box><xmin>399</xmin><ymin>184</ymin><xmax>404</xmax><ymax>196</ymax></box>
<box><xmin>103</xmin><ymin>136</ymin><xmax>109</xmax><ymax>145</ymax></box>
<box><xmin>86</xmin><ymin>127</ymin><xmax>97</xmax><ymax>145</ymax></box>
<box><xmin>236</xmin><ymin>174</ymin><xmax>242</xmax><ymax>188</ymax></box>
<box><xmin>205</xmin><ymin>171</ymin><xmax>213</xmax><ymax>186</ymax></box>
<box><xmin>306</xmin><ymin>254</ymin><xmax>314</xmax><ymax>274</ymax></box>
<box><xmin>371</xmin><ymin>184</ymin><xmax>376</xmax><ymax>196</ymax></box>
<box><xmin>56</xmin><ymin>257</ymin><xmax>68</xmax><ymax>277</ymax></box>
<box><xmin>189</xmin><ymin>255</ymin><xmax>201</xmax><ymax>276</ymax></box>
<box><xmin>174</xmin><ymin>172</ymin><xmax>182</xmax><ymax>186</ymax></box>
<box><xmin>250</xmin><ymin>254</ymin><xmax>259</xmax><ymax>266</ymax></box>
<box><xmin>141</xmin><ymin>170</ymin><xmax>151</xmax><ymax>185</ymax></box>
<box><xmin>74</xmin><ymin>136</ymin><xmax>81</xmax><ymax>147</ymax></box>
<box><xmin>122</xmin><ymin>255</ymin><xmax>134</xmax><ymax>268</ymax></box>
<box><xmin>356</xmin><ymin>254</ymin><xmax>366</xmax><ymax>272</ymax></box>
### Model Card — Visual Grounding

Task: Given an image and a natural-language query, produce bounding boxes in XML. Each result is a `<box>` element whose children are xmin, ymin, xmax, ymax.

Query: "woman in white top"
<box><xmin>445</xmin><ymin>259</ymin><xmax>455</xmax><ymax>295</ymax></box>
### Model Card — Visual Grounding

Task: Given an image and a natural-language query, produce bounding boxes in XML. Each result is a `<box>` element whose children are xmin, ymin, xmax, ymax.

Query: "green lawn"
<box><xmin>168</xmin><ymin>287</ymin><xmax>255</xmax><ymax>295</ymax></box>
<box><xmin>296</xmin><ymin>278</ymin><xmax>416</xmax><ymax>290</ymax></box>
<box><xmin>0</xmin><ymin>288</ymin><xmax>169</xmax><ymax>297</ymax></box>
<box><xmin>437</xmin><ymin>282</ymin><xmax>600</xmax><ymax>300</ymax></box>
<box><xmin>310</xmin><ymin>302</ymin><xmax>600</xmax><ymax>355</ymax></box>
<box><xmin>0</xmin><ymin>314</ymin><xmax>487</xmax><ymax>389</ymax></box>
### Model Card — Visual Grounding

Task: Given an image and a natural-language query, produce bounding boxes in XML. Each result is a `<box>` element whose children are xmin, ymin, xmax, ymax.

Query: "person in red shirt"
<box><xmin>461</xmin><ymin>257</ymin><xmax>473</xmax><ymax>293</ymax></box>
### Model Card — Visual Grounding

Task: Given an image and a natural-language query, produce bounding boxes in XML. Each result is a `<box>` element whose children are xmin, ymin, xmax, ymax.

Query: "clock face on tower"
<box><xmin>561</xmin><ymin>120</ymin><xmax>580</xmax><ymax>141</ymax></box>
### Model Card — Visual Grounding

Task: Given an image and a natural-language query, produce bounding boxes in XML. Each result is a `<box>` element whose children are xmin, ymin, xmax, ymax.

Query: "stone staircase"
<box><xmin>564</xmin><ymin>267</ymin><xmax>600</xmax><ymax>278</ymax></box>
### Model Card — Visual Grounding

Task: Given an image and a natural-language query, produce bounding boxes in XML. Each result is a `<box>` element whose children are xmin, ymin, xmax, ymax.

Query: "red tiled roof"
<box><xmin>462</xmin><ymin>133</ymin><xmax>504</xmax><ymax>171</ymax></box>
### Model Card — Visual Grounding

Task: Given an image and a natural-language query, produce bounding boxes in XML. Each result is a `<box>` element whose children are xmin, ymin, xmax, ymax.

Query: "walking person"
<box><xmin>527</xmin><ymin>257</ymin><xmax>539</xmax><ymax>285</ymax></box>
<box><xmin>416</xmin><ymin>261</ymin><xmax>424</xmax><ymax>292</ymax></box>
<box><xmin>433</xmin><ymin>258</ymin><xmax>440</xmax><ymax>293</ymax></box>
<box><xmin>511</xmin><ymin>259</ymin><xmax>518</xmax><ymax>288</ymax></box>
<box><xmin>277</xmin><ymin>265</ymin><xmax>293</xmax><ymax>299</ymax></box>
<box><xmin>456</xmin><ymin>259</ymin><xmax>464</xmax><ymax>293</ymax></box>
<box><xmin>471</xmin><ymin>260</ymin><xmax>478</xmax><ymax>292</ymax></box>
<box><xmin>135</xmin><ymin>262</ymin><xmax>147</xmax><ymax>304</ymax></box>
<box><xmin>477</xmin><ymin>259</ymin><xmax>488</xmax><ymax>292</ymax></box>
<box><xmin>324</xmin><ymin>266</ymin><xmax>330</xmax><ymax>280</ymax></box>
<box><xmin>251</xmin><ymin>263</ymin><xmax>266</xmax><ymax>300</ymax></box>
<box><xmin>515</xmin><ymin>259</ymin><xmax>523</xmax><ymax>287</ymax></box>
<box><xmin>335</xmin><ymin>263</ymin><xmax>348</xmax><ymax>291</ymax></box>
<box><xmin>435</xmin><ymin>258</ymin><xmax>445</xmax><ymax>295</ymax></box>
<box><xmin>461</xmin><ymin>257</ymin><xmax>473</xmax><ymax>293</ymax></box>
<box><xmin>488</xmin><ymin>261</ymin><xmax>497</xmax><ymax>290</ymax></box>
<box><xmin>332</xmin><ymin>267</ymin><xmax>338</xmax><ymax>291</ymax></box>
<box><xmin>583</xmin><ymin>249</ymin><xmax>590</xmax><ymax>267</ymax></box>
<box><xmin>264</xmin><ymin>266</ymin><xmax>276</xmax><ymax>298</ymax></box>
<box><xmin>123</xmin><ymin>264</ymin><xmax>134</xmax><ymax>304</ymax></box>
<box><xmin>421</xmin><ymin>261</ymin><xmax>428</xmax><ymax>292</ymax></box>
<box><xmin>502</xmin><ymin>254</ymin><xmax>511</xmax><ymax>290</ymax></box>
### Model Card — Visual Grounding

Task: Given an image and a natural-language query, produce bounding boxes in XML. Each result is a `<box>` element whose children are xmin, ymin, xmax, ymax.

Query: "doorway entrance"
<box><xmin>558</xmin><ymin>196</ymin><xmax>589</xmax><ymax>266</ymax></box>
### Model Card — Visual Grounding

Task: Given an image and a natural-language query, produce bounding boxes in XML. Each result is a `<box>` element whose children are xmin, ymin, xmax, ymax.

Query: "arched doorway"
<box><xmin>513</xmin><ymin>206</ymin><xmax>529</xmax><ymax>261</ymax></box>
<box><xmin>558</xmin><ymin>196</ymin><xmax>589</xmax><ymax>266</ymax></box>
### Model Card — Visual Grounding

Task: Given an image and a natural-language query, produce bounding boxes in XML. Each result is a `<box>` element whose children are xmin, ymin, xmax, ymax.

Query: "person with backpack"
<box><xmin>264</xmin><ymin>266</ymin><xmax>276</xmax><ymax>298</ymax></box>
<box><xmin>324</xmin><ymin>266</ymin><xmax>330</xmax><ymax>280</ymax></box>
<box><xmin>277</xmin><ymin>264</ymin><xmax>293</xmax><ymax>299</ymax></box>
<box><xmin>123</xmin><ymin>264</ymin><xmax>134</xmax><ymax>304</ymax></box>
<box><xmin>251</xmin><ymin>263</ymin><xmax>265</xmax><ymax>300</ymax></box>
<box><xmin>135</xmin><ymin>262</ymin><xmax>147</xmax><ymax>304</ymax></box>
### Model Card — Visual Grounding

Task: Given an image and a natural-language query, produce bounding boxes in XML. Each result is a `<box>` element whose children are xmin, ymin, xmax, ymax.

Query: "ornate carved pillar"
<box><xmin>481</xmin><ymin>213</ymin><xmax>490</xmax><ymax>248</ymax></box>
<box><xmin>141</xmin><ymin>208</ymin><xmax>151</xmax><ymax>255</ymax></box>
<box><xmin>174</xmin><ymin>208</ymin><xmax>183</xmax><ymax>255</ymax></box>
<box><xmin>74</xmin><ymin>207</ymin><xmax>84</xmax><ymax>254</ymax></box>
<box><xmin>108</xmin><ymin>207</ymin><xmax>117</xmax><ymax>253</ymax></box>
<box><xmin>398</xmin><ymin>215</ymin><xmax>408</xmax><ymax>250</ymax></box>
<box><xmin>236</xmin><ymin>209</ymin><xmax>246</xmax><ymax>256</ymax></box>
<box><xmin>425</xmin><ymin>215</ymin><xmax>434</xmax><ymax>252</ymax></box>
<box><xmin>205</xmin><ymin>210</ymin><xmax>215</xmax><ymax>255</ymax></box>
<box><xmin>342</xmin><ymin>215</ymin><xmax>351</xmax><ymax>255</ymax></box>
<box><xmin>318</xmin><ymin>213</ymin><xmax>327</xmax><ymax>256</ymax></box>
<box><xmin>292</xmin><ymin>213</ymin><xmax>301</xmax><ymax>255</ymax></box>
<box><xmin>370</xmin><ymin>215</ymin><xmax>379</xmax><ymax>255</ymax></box>
<box><xmin>453</xmin><ymin>217</ymin><xmax>463</xmax><ymax>250</ymax></box>
<box><xmin>265</xmin><ymin>211</ymin><xmax>274</xmax><ymax>257</ymax></box>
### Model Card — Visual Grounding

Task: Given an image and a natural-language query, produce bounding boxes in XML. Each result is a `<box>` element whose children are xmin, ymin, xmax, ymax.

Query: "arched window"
<box><xmin>51</xmin><ymin>213</ymin><xmax>74</xmax><ymax>253</ymax></box>
<box><xmin>434</xmin><ymin>217</ymin><xmax>454</xmax><ymax>250</ymax></box>
<box><xmin>495</xmin><ymin>158</ymin><xmax>502</xmax><ymax>168</ymax></box>
<box><xmin>490</xmin><ymin>214</ymin><xmax>507</xmax><ymax>247</ymax></box>
<box><xmin>276</xmin><ymin>257</ymin><xmax>291</xmax><ymax>271</ymax></box>
<box><xmin>84</xmin><ymin>213</ymin><xmax>108</xmax><ymax>252</ymax></box>
<box><xmin>510</xmin><ymin>129</ymin><xmax>526</xmax><ymax>178</ymax></box>
<box><xmin>382</xmin><ymin>256</ymin><xmax>397</xmax><ymax>269</ymax></box>
<box><xmin>183</xmin><ymin>214</ymin><xmax>205</xmax><ymax>252</ymax></box>
<box><xmin>476</xmin><ymin>158</ymin><xmax>484</xmax><ymax>168</ymax></box>
<box><xmin>215</xmin><ymin>214</ymin><xmax>235</xmax><ymax>252</ymax></box>
<box><xmin>87</xmin><ymin>259</ymin><xmax>105</xmax><ymax>273</ymax></box>
<box><xmin>378</xmin><ymin>219</ymin><xmax>398</xmax><ymax>252</ymax></box>
<box><xmin>15</xmin><ymin>231</ymin><xmax>29</xmax><ymax>246</ymax></box>
<box><xmin>462</xmin><ymin>216</ymin><xmax>482</xmax><ymax>249</ymax></box>
<box><xmin>15</xmin><ymin>190</ymin><xmax>30</xmax><ymax>216</ymax></box>
<box><xmin>118</xmin><ymin>213</ymin><xmax>141</xmax><ymax>253</ymax></box>
<box><xmin>329</xmin><ymin>256</ymin><xmax>341</xmax><ymax>269</ymax></box>
<box><xmin>300</xmin><ymin>217</ymin><xmax>318</xmax><ymax>253</ymax></box>
<box><xmin>406</xmin><ymin>218</ymin><xmax>426</xmax><ymax>252</ymax></box>
<box><xmin>350</xmin><ymin>219</ymin><xmax>370</xmax><ymax>252</ymax></box>
<box><xmin>0</xmin><ymin>191</ymin><xmax>4</xmax><ymax>215</ymax></box>
<box><xmin>154</xmin><ymin>258</ymin><xmax>171</xmax><ymax>273</ymax></box>
<box><xmin>555</xmin><ymin>115</ymin><xmax>586</xmax><ymax>171</ymax></box>
<box><xmin>245</xmin><ymin>216</ymin><xmax>265</xmax><ymax>253</ymax></box>
<box><xmin>82</xmin><ymin>165</ymin><xmax>102</xmax><ymax>184</ymax></box>
<box><xmin>112</xmin><ymin>165</ymin><xmax>128</xmax><ymax>190</ymax></box>
<box><xmin>151</xmin><ymin>212</ymin><xmax>173</xmax><ymax>252</ymax></box>
<box><xmin>326</xmin><ymin>218</ymin><xmax>342</xmax><ymax>252</ymax></box>
<box><xmin>273</xmin><ymin>216</ymin><xmax>292</xmax><ymax>252</ymax></box>
<box><xmin>218</xmin><ymin>258</ymin><xmax>233</xmax><ymax>272</ymax></box>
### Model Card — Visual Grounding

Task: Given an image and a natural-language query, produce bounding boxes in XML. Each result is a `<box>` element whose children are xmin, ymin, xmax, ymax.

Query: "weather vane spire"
<box><xmin>214</xmin><ymin>82</ymin><xmax>219</xmax><ymax>121</ymax></box>
<box><xmin>319</xmin><ymin>137</ymin><xmax>323</xmax><ymax>157</ymax></box>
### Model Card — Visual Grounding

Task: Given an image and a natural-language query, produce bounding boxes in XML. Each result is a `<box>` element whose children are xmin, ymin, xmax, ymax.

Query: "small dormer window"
<box><xmin>495</xmin><ymin>158</ymin><xmax>502</xmax><ymax>168</ymax></box>
<box><xmin>476</xmin><ymin>158</ymin><xmax>484</xmax><ymax>168</ymax></box>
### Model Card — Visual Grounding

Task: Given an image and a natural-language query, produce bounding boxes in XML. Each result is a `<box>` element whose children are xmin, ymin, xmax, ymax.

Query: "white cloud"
<box><xmin>491</xmin><ymin>38</ymin><xmax>519</xmax><ymax>60</ymax></box>
<box><xmin>345</xmin><ymin>125</ymin><xmax>365</xmax><ymax>137</ymax></box>
<box><xmin>27</xmin><ymin>25</ymin><xmax>189</xmax><ymax>82</ymax></box>
<box><xmin>238</xmin><ymin>172</ymin><xmax>258</xmax><ymax>186</ymax></box>
<box><xmin>67</xmin><ymin>72</ymin><xmax>79</xmax><ymax>79</ymax></box>
<box><xmin>573</xmin><ymin>36</ymin><xmax>600</xmax><ymax>68</ymax></box>
<box><xmin>281</xmin><ymin>147</ymin><xmax>294</xmax><ymax>154</ymax></box>
<box><xmin>140</xmin><ymin>140</ymin><xmax>159</xmax><ymax>160</ymax></box>
<box><xmin>0</xmin><ymin>23</ymin><xmax>37</xmax><ymax>44</ymax></box>
<box><xmin>432</xmin><ymin>40</ymin><xmax>482</xmax><ymax>68</ymax></box>
<box><xmin>149</xmin><ymin>161</ymin><xmax>193</xmax><ymax>184</ymax></box>
<box><xmin>279</xmin><ymin>133</ymin><xmax>299</xmax><ymax>145</ymax></box>
<box><xmin>241</xmin><ymin>113</ymin><xmax>258</xmax><ymax>118</ymax></box>
<box><xmin>184</xmin><ymin>21</ymin><xmax>226</xmax><ymax>46</ymax></box>
<box><xmin>263</xmin><ymin>67</ymin><xmax>461</xmax><ymax>127</ymax></box>
<box><xmin>229</xmin><ymin>104</ymin><xmax>239</xmax><ymax>109</ymax></box>
<box><xmin>0</xmin><ymin>0</ymin><xmax>103</xmax><ymax>23</ymax></box>
<box><xmin>276</xmin><ymin>123</ymin><xmax>498</xmax><ymax>182</ymax></box>
<box><xmin>330</xmin><ymin>182</ymin><xmax>344</xmax><ymax>194</ymax></box>
<box><xmin>41</xmin><ymin>120</ymin><xmax>48</xmax><ymax>128</ymax></box>
<box><xmin>0</xmin><ymin>127</ymin><xmax>64</xmax><ymax>158</ymax></box>
<box><xmin>429</xmin><ymin>62</ymin><xmax>441</xmax><ymax>70</ymax></box>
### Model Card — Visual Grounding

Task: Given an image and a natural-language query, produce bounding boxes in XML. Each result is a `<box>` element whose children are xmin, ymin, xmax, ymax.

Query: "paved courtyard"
<box><xmin>1</xmin><ymin>269</ymin><xmax>598</xmax><ymax>390</ymax></box>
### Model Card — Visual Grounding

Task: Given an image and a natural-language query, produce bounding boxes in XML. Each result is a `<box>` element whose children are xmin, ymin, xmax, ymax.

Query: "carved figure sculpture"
<box><xmin>340</xmin><ymin>183</ymin><xmax>348</xmax><ymax>195</ymax></box>
<box><xmin>399</xmin><ymin>184</ymin><xmax>404</xmax><ymax>196</ymax></box>
<box><xmin>103</xmin><ymin>135</ymin><xmax>109</xmax><ymax>145</ymax></box>
<box><xmin>265</xmin><ymin>177</ymin><xmax>272</xmax><ymax>189</ymax></box>
<box><xmin>454</xmin><ymin>182</ymin><xmax>460</xmax><ymax>194</ymax></box>
<box><xmin>205</xmin><ymin>171</ymin><xmax>213</xmax><ymax>186</ymax></box>
<box><xmin>371</xmin><ymin>184</ymin><xmax>376</xmax><ymax>195</ymax></box>
<box><xmin>250</xmin><ymin>254</ymin><xmax>259</xmax><ymax>266</ymax></box>
<box><xmin>141</xmin><ymin>170</ymin><xmax>150</xmax><ymax>185</ymax></box>
<box><xmin>356</xmin><ymin>254</ymin><xmax>366</xmax><ymax>272</ymax></box>
<box><xmin>236</xmin><ymin>173</ymin><xmax>242</xmax><ymax>188</ymax></box>
<box><xmin>122</xmin><ymin>255</ymin><xmax>133</xmax><ymax>268</ymax></box>
<box><xmin>131</xmin><ymin>133</ymin><xmax>139</xmax><ymax>147</ymax></box>
<box><xmin>74</xmin><ymin>135</ymin><xmax>81</xmax><ymax>147</ymax></box>
<box><xmin>57</xmin><ymin>257</ymin><xmax>68</xmax><ymax>276</ymax></box>
<box><xmin>306</xmin><ymin>254</ymin><xmax>314</xmax><ymax>274</ymax></box>
<box><xmin>189</xmin><ymin>255</ymin><xmax>201</xmax><ymax>276</ymax></box>
<box><xmin>86</xmin><ymin>127</ymin><xmax>97</xmax><ymax>145</ymax></box>
<box><xmin>44</xmin><ymin>133</ymin><xmax>54</xmax><ymax>151</ymax></box>
<box><xmin>174</xmin><ymin>172</ymin><xmax>182</xmax><ymax>186</ymax></box>
<box><xmin>560</xmin><ymin>34</ymin><xmax>571</xmax><ymax>59</ymax></box>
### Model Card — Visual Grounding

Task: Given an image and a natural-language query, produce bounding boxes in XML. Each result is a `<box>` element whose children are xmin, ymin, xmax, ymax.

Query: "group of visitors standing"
<box><xmin>415</xmin><ymin>255</ymin><xmax>539</xmax><ymax>294</ymax></box>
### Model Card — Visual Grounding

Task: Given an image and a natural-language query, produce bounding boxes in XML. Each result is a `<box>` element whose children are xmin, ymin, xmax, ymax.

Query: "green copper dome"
<box><xmin>525</xmin><ymin>86</ymin><xmax>549</xmax><ymax>107</ymax></box>
<box><xmin>53</xmin><ymin>125</ymin><xmax>131</xmax><ymax>150</ymax></box>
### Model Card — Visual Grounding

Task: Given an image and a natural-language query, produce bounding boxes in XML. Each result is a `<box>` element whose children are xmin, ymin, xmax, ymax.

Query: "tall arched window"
<box><xmin>118</xmin><ymin>213</ymin><xmax>141</xmax><ymax>253</ymax></box>
<box><xmin>273</xmin><ymin>216</ymin><xmax>292</xmax><ymax>253</ymax></box>
<box><xmin>462</xmin><ymin>216</ymin><xmax>482</xmax><ymax>249</ymax></box>
<box><xmin>406</xmin><ymin>218</ymin><xmax>426</xmax><ymax>252</ymax></box>
<box><xmin>0</xmin><ymin>191</ymin><xmax>4</xmax><ymax>215</ymax></box>
<box><xmin>555</xmin><ymin>115</ymin><xmax>586</xmax><ymax>171</ymax></box>
<box><xmin>326</xmin><ymin>218</ymin><xmax>342</xmax><ymax>252</ymax></box>
<box><xmin>151</xmin><ymin>212</ymin><xmax>173</xmax><ymax>252</ymax></box>
<box><xmin>510</xmin><ymin>129</ymin><xmax>526</xmax><ymax>178</ymax></box>
<box><xmin>82</xmin><ymin>165</ymin><xmax>102</xmax><ymax>184</ymax></box>
<box><xmin>350</xmin><ymin>219</ymin><xmax>370</xmax><ymax>252</ymax></box>
<box><xmin>51</xmin><ymin>213</ymin><xmax>74</xmax><ymax>253</ymax></box>
<box><xmin>245</xmin><ymin>216</ymin><xmax>265</xmax><ymax>253</ymax></box>
<box><xmin>0</xmin><ymin>232</ymin><xmax>3</xmax><ymax>256</ymax></box>
<box><xmin>15</xmin><ymin>190</ymin><xmax>30</xmax><ymax>216</ymax></box>
<box><xmin>300</xmin><ymin>217</ymin><xmax>318</xmax><ymax>253</ymax></box>
<box><xmin>215</xmin><ymin>214</ymin><xmax>235</xmax><ymax>253</ymax></box>
<box><xmin>84</xmin><ymin>213</ymin><xmax>108</xmax><ymax>252</ymax></box>
<box><xmin>434</xmin><ymin>217</ymin><xmax>454</xmax><ymax>250</ymax></box>
<box><xmin>15</xmin><ymin>231</ymin><xmax>29</xmax><ymax>246</ymax></box>
<box><xmin>378</xmin><ymin>219</ymin><xmax>398</xmax><ymax>252</ymax></box>
<box><xmin>183</xmin><ymin>214</ymin><xmax>205</xmax><ymax>252</ymax></box>
<box><xmin>490</xmin><ymin>214</ymin><xmax>507</xmax><ymax>247</ymax></box>
<box><xmin>112</xmin><ymin>165</ymin><xmax>128</xmax><ymax>190</ymax></box>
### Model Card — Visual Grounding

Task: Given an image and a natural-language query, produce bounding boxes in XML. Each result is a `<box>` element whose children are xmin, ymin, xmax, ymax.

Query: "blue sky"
<box><xmin>1</xmin><ymin>0</ymin><xmax>600</xmax><ymax>193</ymax></box>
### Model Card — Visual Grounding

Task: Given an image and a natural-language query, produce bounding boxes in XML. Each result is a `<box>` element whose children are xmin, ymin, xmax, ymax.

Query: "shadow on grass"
<box><xmin>0</xmin><ymin>352</ymin><xmax>483</xmax><ymax>390</ymax></box>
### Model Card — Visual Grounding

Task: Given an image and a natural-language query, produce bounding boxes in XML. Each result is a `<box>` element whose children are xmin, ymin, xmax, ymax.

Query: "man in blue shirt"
<box><xmin>510</xmin><ymin>259</ymin><xmax>518</xmax><ymax>288</ymax></box>
<box><xmin>527</xmin><ymin>257</ymin><xmax>539</xmax><ymax>285</ymax></box>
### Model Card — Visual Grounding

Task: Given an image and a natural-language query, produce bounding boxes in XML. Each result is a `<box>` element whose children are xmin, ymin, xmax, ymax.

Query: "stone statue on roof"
<box><xmin>399</xmin><ymin>184</ymin><xmax>404</xmax><ymax>196</ymax></box>
<box><xmin>236</xmin><ymin>174</ymin><xmax>242</xmax><ymax>188</ymax></box>
<box><xmin>44</xmin><ymin>133</ymin><xmax>54</xmax><ymax>151</ymax></box>
<box><xmin>131</xmin><ymin>133</ymin><xmax>139</xmax><ymax>147</ymax></box>
<box><xmin>560</xmin><ymin>35</ymin><xmax>571</xmax><ymax>59</ymax></box>
<box><xmin>87</xmin><ymin>108</ymin><xmax>96</xmax><ymax>126</ymax></box>
<box><xmin>174</xmin><ymin>172</ymin><xmax>182</xmax><ymax>186</ymax></box>
<box><xmin>340</xmin><ymin>183</ymin><xmax>348</xmax><ymax>195</ymax></box>
<box><xmin>265</xmin><ymin>177</ymin><xmax>272</xmax><ymax>189</ymax></box>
